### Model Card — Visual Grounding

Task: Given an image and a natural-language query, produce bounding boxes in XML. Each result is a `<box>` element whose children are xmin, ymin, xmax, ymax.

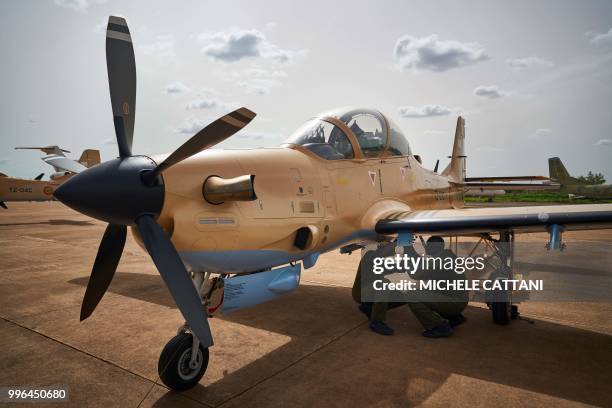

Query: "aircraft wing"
<box><xmin>375</xmin><ymin>204</ymin><xmax>612</xmax><ymax>236</ymax></box>
<box><xmin>43</xmin><ymin>156</ymin><xmax>87</xmax><ymax>174</ymax></box>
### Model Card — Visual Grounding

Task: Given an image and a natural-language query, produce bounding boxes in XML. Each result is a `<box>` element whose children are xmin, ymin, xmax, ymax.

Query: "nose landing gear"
<box><xmin>158</xmin><ymin>331</ymin><xmax>209</xmax><ymax>391</ymax></box>
<box><xmin>158</xmin><ymin>271</ymin><xmax>217</xmax><ymax>391</ymax></box>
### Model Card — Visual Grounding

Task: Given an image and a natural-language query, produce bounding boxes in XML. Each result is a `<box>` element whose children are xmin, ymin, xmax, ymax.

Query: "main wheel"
<box><xmin>158</xmin><ymin>332</ymin><xmax>209</xmax><ymax>391</ymax></box>
<box><xmin>491</xmin><ymin>300</ymin><xmax>511</xmax><ymax>325</ymax></box>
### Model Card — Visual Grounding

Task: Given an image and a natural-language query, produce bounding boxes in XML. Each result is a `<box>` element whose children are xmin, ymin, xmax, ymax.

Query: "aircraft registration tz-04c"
<box><xmin>53</xmin><ymin>16</ymin><xmax>612</xmax><ymax>391</ymax></box>
<box><xmin>0</xmin><ymin>146</ymin><xmax>100</xmax><ymax>209</ymax></box>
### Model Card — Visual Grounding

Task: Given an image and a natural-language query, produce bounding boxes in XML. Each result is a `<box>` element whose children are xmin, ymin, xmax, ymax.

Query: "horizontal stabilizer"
<box><xmin>463</xmin><ymin>182</ymin><xmax>560</xmax><ymax>191</ymax></box>
<box><xmin>15</xmin><ymin>146</ymin><xmax>70</xmax><ymax>155</ymax></box>
<box><xmin>43</xmin><ymin>156</ymin><xmax>87</xmax><ymax>174</ymax></box>
<box><xmin>465</xmin><ymin>176</ymin><xmax>550</xmax><ymax>182</ymax></box>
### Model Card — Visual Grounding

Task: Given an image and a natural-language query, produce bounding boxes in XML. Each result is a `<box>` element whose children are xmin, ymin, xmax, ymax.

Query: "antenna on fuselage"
<box><xmin>433</xmin><ymin>159</ymin><xmax>440</xmax><ymax>173</ymax></box>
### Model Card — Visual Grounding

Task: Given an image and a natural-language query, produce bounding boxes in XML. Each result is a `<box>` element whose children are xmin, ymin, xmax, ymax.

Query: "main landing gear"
<box><xmin>158</xmin><ymin>271</ymin><xmax>220</xmax><ymax>391</ymax></box>
<box><xmin>482</xmin><ymin>231</ymin><xmax>520</xmax><ymax>325</ymax></box>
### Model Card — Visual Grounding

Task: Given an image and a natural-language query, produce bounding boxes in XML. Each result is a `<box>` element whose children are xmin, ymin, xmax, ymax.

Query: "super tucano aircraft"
<box><xmin>15</xmin><ymin>145</ymin><xmax>101</xmax><ymax>177</ymax></box>
<box><xmin>549</xmin><ymin>157</ymin><xmax>612</xmax><ymax>199</ymax></box>
<box><xmin>53</xmin><ymin>16</ymin><xmax>612</xmax><ymax>391</ymax></box>
<box><xmin>0</xmin><ymin>147</ymin><xmax>100</xmax><ymax>208</ymax></box>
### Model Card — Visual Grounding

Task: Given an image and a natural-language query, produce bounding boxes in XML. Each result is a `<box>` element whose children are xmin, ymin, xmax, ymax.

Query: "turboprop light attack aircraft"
<box><xmin>53</xmin><ymin>16</ymin><xmax>612</xmax><ymax>391</ymax></box>
<box><xmin>0</xmin><ymin>173</ymin><xmax>59</xmax><ymax>209</ymax></box>
<box><xmin>549</xmin><ymin>157</ymin><xmax>612</xmax><ymax>199</ymax></box>
<box><xmin>0</xmin><ymin>147</ymin><xmax>101</xmax><ymax>208</ymax></box>
<box><xmin>15</xmin><ymin>146</ymin><xmax>101</xmax><ymax>178</ymax></box>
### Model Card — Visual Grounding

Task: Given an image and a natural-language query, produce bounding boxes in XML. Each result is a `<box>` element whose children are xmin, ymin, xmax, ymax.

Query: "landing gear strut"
<box><xmin>158</xmin><ymin>271</ymin><xmax>215</xmax><ymax>391</ymax></box>
<box><xmin>483</xmin><ymin>231</ymin><xmax>520</xmax><ymax>325</ymax></box>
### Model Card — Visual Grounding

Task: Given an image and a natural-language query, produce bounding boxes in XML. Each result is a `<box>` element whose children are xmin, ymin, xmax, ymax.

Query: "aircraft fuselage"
<box><xmin>133</xmin><ymin>146</ymin><xmax>463</xmax><ymax>273</ymax></box>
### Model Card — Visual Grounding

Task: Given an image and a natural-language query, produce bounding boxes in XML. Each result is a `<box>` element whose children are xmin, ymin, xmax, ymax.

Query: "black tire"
<box><xmin>491</xmin><ymin>301</ymin><xmax>511</xmax><ymax>325</ymax></box>
<box><xmin>158</xmin><ymin>332</ymin><xmax>209</xmax><ymax>391</ymax></box>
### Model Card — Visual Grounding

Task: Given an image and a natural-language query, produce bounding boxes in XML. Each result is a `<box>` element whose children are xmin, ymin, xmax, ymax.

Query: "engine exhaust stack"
<box><xmin>202</xmin><ymin>175</ymin><xmax>256</xmax><ymax>205</ymax></box>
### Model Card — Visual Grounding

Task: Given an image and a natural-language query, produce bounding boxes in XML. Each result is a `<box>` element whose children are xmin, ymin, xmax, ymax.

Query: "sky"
<box><xmin>1</xmin><ymin>0</ymin><xmax>611</xmax><ymax>180</ymax></box>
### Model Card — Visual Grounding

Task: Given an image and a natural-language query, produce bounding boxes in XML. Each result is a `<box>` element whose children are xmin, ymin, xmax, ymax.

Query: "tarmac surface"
<box><xmin>1</xmin><ymin>202</ymin><xmax>612</xmax><ymax>407</ymax></box>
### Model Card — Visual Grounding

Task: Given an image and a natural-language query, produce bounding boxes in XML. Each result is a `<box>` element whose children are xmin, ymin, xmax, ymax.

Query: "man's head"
<box><xmin>425</xmin><ymin>236</ymin><xmax>445</xmax><ymax>257</ymax></box>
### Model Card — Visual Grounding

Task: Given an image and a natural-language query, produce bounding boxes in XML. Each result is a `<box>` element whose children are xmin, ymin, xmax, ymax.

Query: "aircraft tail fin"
<box><xmin>78</xmin><ymin>149</ymin><xmax>101</xmax><ymax>168</ymax></box>
<box><xmin>0</xmin><ymin>201</ymin><xmax>7</xmax><ymax>210</ymax></box>
<box><xmin>34</xmin><ymin>173</ymin><xmax>44</xmax><ymax>181</ymax></box>
<box><xmin>441</xmin><ymin>116</ymin><xmax>466</xmax><ymax>182</ymax></box>
<box><xmin>548</xmin><ymin>157</ymin><xmax>580</xmax><ymax>185</ymax></box>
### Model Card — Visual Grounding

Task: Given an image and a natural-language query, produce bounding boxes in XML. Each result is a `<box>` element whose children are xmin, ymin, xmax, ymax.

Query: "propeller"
<box><xmin>53</xmin><ymin>16</ymin><xmax>256</xmax><ymax>348</ymax></box>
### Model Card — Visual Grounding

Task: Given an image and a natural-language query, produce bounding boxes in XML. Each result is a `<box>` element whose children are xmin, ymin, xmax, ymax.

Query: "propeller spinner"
<box><xmin>54</xmin><ymin>16</ymin><xmax>256</xmax><ymax>348</ymax></box>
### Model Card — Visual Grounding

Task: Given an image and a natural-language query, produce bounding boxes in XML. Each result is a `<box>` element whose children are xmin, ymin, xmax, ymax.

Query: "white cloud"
<box><xmin>595</xmin><ymin>138</ymin><xmax>612</xmax><ymax>146</ymax></box>
<box><xmin>165</xmin><ymin>81</ymin><xmax>190</xmax><ymax>94</ymax></box>
<box><xmin>528</xmin><ymin>128</ymin><xmax>552</xmax><ymax>139</ymax></box>
<box><xmin>93</xmin><ymin>18</ymin><xmax>106</xmax><ymax>34</ymax></box>
<box><xmin>423</xmin><ymin>130</ymin><xmax>446</xmax><ymax>135</ymax></box>
<box><xmin>141</xmin><ymin>35</ymin><xmax>175</xmax><ymax>58</ymax></box>
<box><xmin>238</xmin><ymin>78</ymin><xmax>281</xmax><ymax>95</ymax></box>
<box><xmin>233</xmin><ymin>131</ymin><xmax>266</xmax><ymax>140</ymax></box>
<box><xmin>228</xmin><ymin>66</ymin><xmax>287</xmax><ymax>95</ymax></box>
<box><xmin>176</xmin><ymin>118</ymin><xmax>211</xmax><ymax>134</ymax></box>
<box><xmin>507</xmin><ymin>56</ymin><xmax>554</xmax><ymax>69</ymax></box>
<box><xmin>265</xmin><ymin>22</ymin><xmax>277</xmax><ymax>30</ymax></box>
<box><xmin>197</xmin><ymin>87</ymin><xmax>219</xmax><ymax>96</ymax></box>
<box><xmin>198</xmin><ymin>28</ymin><xmax>304</xmax><ymax>63</ymax></box>
<box><xmin>586</xmin><ymin>28</ymin><xmax>612</xmax><ymax>45</ymax></box>
<box><xmin>54</xmin><ymin>0</ymin><xmax>106</xmax><ymax>12</ymax></box>
<box><xmin>473</xmin><ymin>85</ymin><xmax>508</xmax><ymax>99</ymax></box>
<box><xmin>398</xmin><ymin>104</ymin><xmax>452</xmax><ymax>118</ymax></box>
<box><xmin>394</xmin><ymin>34</ymin><xmax>489</xmax><ymax>72</ymax></box>
<box><xmin>185</xmin><ymin>98</ymin><xmax>223</xmax><ymax>110</ymax></box>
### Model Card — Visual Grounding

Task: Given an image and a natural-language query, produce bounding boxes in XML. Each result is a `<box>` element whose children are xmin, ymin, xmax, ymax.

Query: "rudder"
<box><xmin>441</xmin><ymin>116</ymin><xmax>466</xmax><ymax>182</ymax></box>
<box><xmin>79</xmin><ymin>150</ymin><xmax>101</xmax><ymax>168</ymax></box>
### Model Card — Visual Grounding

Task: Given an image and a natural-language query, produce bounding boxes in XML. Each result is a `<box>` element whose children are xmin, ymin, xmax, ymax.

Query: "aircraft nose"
<box><xmin>53</xmin><ymin>173</ymin><xmax>80</xmax><ymax>206</ymax></box>
<box><xmin>53</xmin><ymin>157</ymin><xmax>165</xmax><ymax>225</ymax></box>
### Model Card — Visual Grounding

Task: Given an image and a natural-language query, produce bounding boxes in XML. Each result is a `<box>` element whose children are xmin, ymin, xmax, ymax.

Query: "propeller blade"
<box><xmin>80</xmin><ymin>223</ymin><xmax>127</xmax><ymax>321</ymax></box>
<box><xmin>135</xmin><ymin>215</ymin><xmax>214</xmax><ymax>347</ymax></box>
<box><xmin>142</xmin><ymin>107</ymin><xmax>256</xmax><ymax>185</ymax></box>
<box><xmin>106</xmin><ymin>16</ymin><xmax>136</xmax><ymax>157</ymax></box>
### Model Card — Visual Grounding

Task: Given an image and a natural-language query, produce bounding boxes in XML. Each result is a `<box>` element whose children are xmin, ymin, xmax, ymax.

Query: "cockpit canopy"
<box><xmin>284</xmin><ymin>108</ymin><xmax>411</xmax><ymax>160</ymax></box>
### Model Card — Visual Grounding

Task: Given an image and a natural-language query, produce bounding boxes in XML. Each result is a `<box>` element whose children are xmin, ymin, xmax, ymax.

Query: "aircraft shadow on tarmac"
<box><xmin>69</xmin><ymin>272</ymin><xmax>612</xmax><ymax>407</ymax></box>
<box><xmin>0</xmin><ymin>219</ymin><xmax>94</xmax><ymax>227</ymax></box>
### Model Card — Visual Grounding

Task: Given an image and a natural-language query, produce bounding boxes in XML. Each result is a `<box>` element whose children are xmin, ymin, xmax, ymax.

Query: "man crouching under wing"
<box><xmin>408</xmin><ymin>236</ymin><xmax>469</xmax><ymax>338</ymax></box>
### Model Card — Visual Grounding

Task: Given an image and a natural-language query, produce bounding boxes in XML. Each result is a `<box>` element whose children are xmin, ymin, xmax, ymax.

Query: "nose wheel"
<box><xmin>158</xmin><ymin>331</ymin><xmax>209</xmax><ymax>391</ymax></box>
